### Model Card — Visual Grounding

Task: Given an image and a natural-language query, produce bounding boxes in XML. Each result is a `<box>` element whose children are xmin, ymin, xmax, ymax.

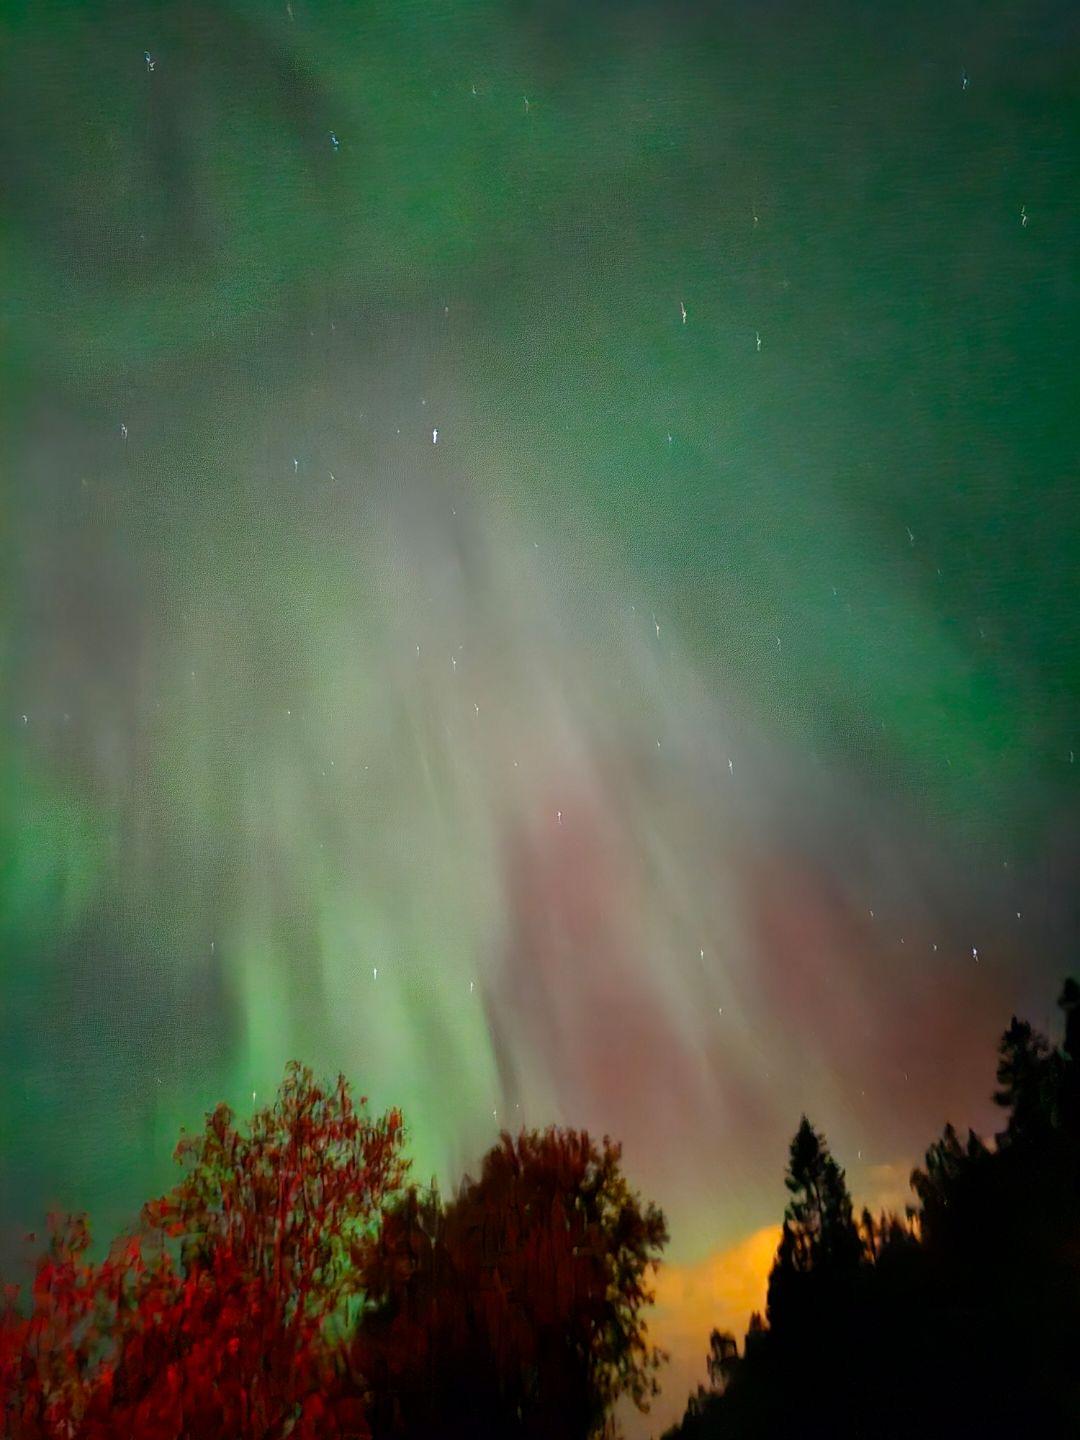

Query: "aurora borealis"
<box><xmin>2</xmin><ymin>1</ymin><xmax>1078</xmax><ymax>1431</ymax></box>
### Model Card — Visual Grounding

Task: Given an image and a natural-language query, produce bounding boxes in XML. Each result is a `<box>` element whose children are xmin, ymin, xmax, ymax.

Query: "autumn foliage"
<box><xmin>1</xmin><ymin>1067</ymin><xmax>667</xmax><ymax>1440</ymax></box>
<box><xmin>358</xmin><ymin>1128</ymin><xmax>668</xmax><ymax>1439</ymax></box>
<box><xmin>2</xmin><ymin>1064</ymin><xmax>406</xmax><ymax>1439</ymax></box>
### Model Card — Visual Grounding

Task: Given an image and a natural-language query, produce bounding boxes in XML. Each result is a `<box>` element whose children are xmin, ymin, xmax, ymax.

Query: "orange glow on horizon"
<box><xmin>621</xmin><ymin>1225</ymin><xmax>781</xmax><ymax>1439</ymax></box>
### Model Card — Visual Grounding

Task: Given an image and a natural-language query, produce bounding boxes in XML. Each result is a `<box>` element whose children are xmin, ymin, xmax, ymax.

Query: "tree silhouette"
<box><xmin>357</xmin><ymin>1127</ymin><xmax>668</xmax><ymax>1440</ymax></box>
<box><xmin>9</xmin><ymin>981</ymin><xmax>1080</xmax><ymax>1440</ymax></box>
<box><xmin>664</xmin><ymin>978</ymin><xmax>1080</xmax><ymax>1440</ymax></box>
<box><xmin>764</xmin><ymin>1115</ymin><xmax>861</xmax><ymax>1341</ymax></box>
<box><xmin>992</xmin><ymin>1016</ymin><xmax>1055</xmax><ymax>1143</ymax></box>
<box><xmin>908</xmin><ymin>982</ymin><xmax>1080</xmax><ymax>1433</ymax></box>
<box><xmin>704</xmin><ymin>1330</ymin><xmax>738</xmax><ymax>1394</ymax></box>
<box><xmin>3</xmin><ymin>1093</ymin><xmax>669</xmax><ymax>1440</ymax></box>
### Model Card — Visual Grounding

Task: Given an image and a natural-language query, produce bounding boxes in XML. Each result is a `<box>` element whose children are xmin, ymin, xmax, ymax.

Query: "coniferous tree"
<box><xmin>664</xmin><ymin>979</ymin><xmax>1080</xmax><ymax>1440</ymax></box>
<box><xmin>993</xmin><ymin>1017</ymin><xmax>1054</xmax><ymax>1143</ymax></box>
<box><xmin>765</xmin><ymin>1116</ymin><xmax>861</xmax><ymax>1336</ymax></box>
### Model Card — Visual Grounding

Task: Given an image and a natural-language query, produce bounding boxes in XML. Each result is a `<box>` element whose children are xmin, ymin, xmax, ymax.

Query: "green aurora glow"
<box><xmin>2</xmin><ymin>0</ymin><xmax>1077</xmax><ymax>1322</ymax></box>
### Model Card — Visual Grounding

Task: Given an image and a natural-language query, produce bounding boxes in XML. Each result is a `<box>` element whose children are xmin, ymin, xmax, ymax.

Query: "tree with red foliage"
<box><xmin>1</xmin><ymin>1214</ymin><xmax>112</xmax><ymax>1439</ymax></box>
<box><xmin>2</xmin><ymin>1063</ymin><xmax>407</xmax><ymax>1440</ymax></box>
<box><xmin>143</xmin><ymin>1062</ymin><xmax>407</xmax><ymax>1339</ymax></box>
<box><xmin>358</xmin><ymin>1127</ymin><xmax>668</xmax><ymax>1440</ymax></box>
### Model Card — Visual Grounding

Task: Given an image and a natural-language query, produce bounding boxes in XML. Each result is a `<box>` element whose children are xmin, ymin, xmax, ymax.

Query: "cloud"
<box><xmin>621</xmin><ymin>1224</ymin><xmax>780</xmax><ymax>1439</ymax></box>
<box><xmin>624</xmin><ymin>1155</ymin><xmax>919</xmax><ymax>1436</ymax></box>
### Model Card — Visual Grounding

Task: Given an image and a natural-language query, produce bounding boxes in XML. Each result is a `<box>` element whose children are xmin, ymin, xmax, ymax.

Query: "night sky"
<box><xmin>2</xmin><ymin>2</ymin><xmax>1078</xmax><ymax>1432</ymax></box>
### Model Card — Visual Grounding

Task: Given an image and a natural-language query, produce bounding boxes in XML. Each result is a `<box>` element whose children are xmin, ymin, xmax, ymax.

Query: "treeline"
<box><xmin>4</xmin><ymin>981</ymin><xmax>1079</xmax><ymax>1439</ymax></box>
<box><xmin>664</xmin><ymin>978</ymin><xmax>1080</xmax><ymax>1440</ymax></box>
<box><xmin>1</xmin><ymin>1066</ymin><xmax>666</xmax><ymax>1439</ymax></box>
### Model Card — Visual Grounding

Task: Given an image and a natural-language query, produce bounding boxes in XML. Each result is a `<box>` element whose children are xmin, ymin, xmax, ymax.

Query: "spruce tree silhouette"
<box><xmin>763</xmin><ymin>1118</ymin><xmax>864</xmax><ymax>1434</ymax></box>
<box><xmin>664</xmin><ymin>979</ymin><xmax>1080</xmax><ymax>1440</ymax></box>
<box><xmin>993</xmin><ymin>1016</ymin><xmax>1055</xmax><ymax>1143</ymax></box>
<box><xmin>775</xmin><ymin>1117</ymin><xmax>861</xmax><ymax>1278</ymax></box>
